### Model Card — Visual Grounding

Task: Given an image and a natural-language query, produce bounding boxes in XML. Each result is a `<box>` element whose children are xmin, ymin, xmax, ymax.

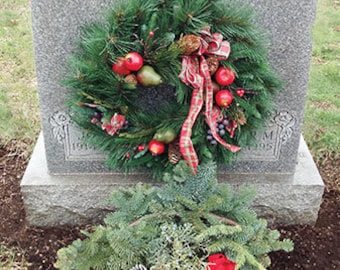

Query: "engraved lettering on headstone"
<box><xmin>50</xmin><ymin>110</ymin><xmax>296</xmax><ymax>162</ymax></box>
<box><xmin>240</xmin><ymin>110</ymin><xmax>296</xmax><ymax>161</ymax></box>
<box><xmin>64</xmin><ymin>124</ymin><xmax>107</xmax><ymax>161</ymax></box>
<box><xmin>49</xmin><ymin>111</ymin><xmax>106</xmax><ymax>161</ymax></box>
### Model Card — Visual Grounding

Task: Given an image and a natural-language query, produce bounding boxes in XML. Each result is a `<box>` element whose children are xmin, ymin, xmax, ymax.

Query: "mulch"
<box><xmin>0</xmin><ymin>143</ymin><xmax>339</xmax><ymax>269</ymax></box>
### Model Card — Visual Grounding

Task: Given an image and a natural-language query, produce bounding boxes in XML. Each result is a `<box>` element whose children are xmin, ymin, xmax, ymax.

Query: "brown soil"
<box><xmin>0</xmin><ymin>143</ymin><xmax>339</xmax><ymax>269</ymax></box>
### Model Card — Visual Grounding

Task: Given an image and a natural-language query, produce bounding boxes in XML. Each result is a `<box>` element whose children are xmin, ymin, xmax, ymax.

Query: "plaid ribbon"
<box><xmin>102</xmin><ymin>113</ymin><xmax>126</xmax><ymax>136</ymax></box>
<box><xmin>179</xmin><ymin>28</ymin><xmax>240</xmax><ymax>173</ymax></box>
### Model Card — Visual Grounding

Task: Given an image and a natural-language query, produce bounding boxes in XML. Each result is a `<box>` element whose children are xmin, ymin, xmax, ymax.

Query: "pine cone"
<box><xmin>180</xmin><ymin>34</ymin><xmax>201</xmax><ymax>55</ymax></box>
<box><xmin>124</xmin><ymin>74</ymin><xmax>138</xmax><ymax>87</ymax></box>
<box><xmin>130</xmin><ymin>264</ymin><xmax>148</xmax><ymax>270</ymax></box>
<box><xmin>168</xmin><ymin>139</ymin><xmax>182</xmax><ymax>165</ymax></box>
<box><xmin>206</xmin><ymin>56</ymin><xmax>219</xmax><ymax>75</ymax></box>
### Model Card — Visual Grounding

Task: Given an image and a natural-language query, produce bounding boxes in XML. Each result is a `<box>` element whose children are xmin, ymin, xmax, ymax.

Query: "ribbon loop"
<box><xmin>102</xmin><ymin>113</ymin><xmax>126</xmax><ymax>136</ymax></box>
<box><xmin>179</xmin><ymin>57</ymin><xmax>203</xmax><ymax>87</ymax></box>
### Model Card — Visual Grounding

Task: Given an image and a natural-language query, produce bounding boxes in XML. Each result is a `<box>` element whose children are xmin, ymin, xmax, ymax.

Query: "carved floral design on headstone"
<box><xmin>274</xmin><ymin>111</ymin><xmax>296</xmax><ymax>145</ymax></box>
<box><xmin>49</xmin><ymin>111</ymin><xmax>70</xmax><ymax>144</ymax></box>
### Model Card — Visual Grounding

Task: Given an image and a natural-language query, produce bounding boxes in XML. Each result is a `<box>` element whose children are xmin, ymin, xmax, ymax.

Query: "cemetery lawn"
<box><xmin>302</xmin><ymin>0</ymin><xmax>340</xmax><ymax>161</ymax></box>
<box><xmin>0</xmin><ymin>0</ymin><xmax>339</xmax><ymax>269</ymax></box>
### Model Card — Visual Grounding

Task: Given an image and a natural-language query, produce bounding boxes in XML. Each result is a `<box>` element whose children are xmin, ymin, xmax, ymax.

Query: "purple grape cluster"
<box><xmin>206</xmin><ymin>117</ymin><xmax>229</xmax><ymax>145</ymax></box>
<box><xmin>91</xmin><ymin>111</ymin><xmax>103</xmax><ymax>123</ymax></box>
<box><xmin>122</xmin><ymin>119</ymin><xmax>130</xmax><ymax>129</ymax></box>
<box><xmin>93</xmin><ymin>111</ymin><xmax>103</xmax><ymax>120</ymax></box>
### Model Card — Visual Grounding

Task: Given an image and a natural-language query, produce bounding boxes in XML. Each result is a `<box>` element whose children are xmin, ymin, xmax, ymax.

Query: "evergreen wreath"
<box><xmin>65</xmin><ymin>0</ymin><xmax>282</xmax><ymax>178</ymax></box>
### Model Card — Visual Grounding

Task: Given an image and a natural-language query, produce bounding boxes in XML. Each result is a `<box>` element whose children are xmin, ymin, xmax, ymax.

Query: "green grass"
<box><xmin>302</xmin><ymin>0</ymin><xmax>340</xmax><ymax>160</ymax></box>
<box><xmin>0</xmin><ymin>0</ymin><xmax>40</xmax><ymax>152</ymax></box>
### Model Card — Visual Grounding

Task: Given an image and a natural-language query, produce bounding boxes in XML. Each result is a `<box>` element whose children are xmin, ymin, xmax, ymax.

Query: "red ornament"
<box><xmin>215</xmin><ymin>67</ymin><xmax>235</xmax><ymax>86</ymax></box>
<box><xmin>148</xmin><ymin>139</ymin><xmax>165</xmax><ymax>155</ymax></box>
<box><xmin>206</xmin><ymin>254</ymin><xmax>236</xmax><ymax>270</ymax></box>
<box><xmin>215</xmin><ymin>90</ymin><xmax>233</xmax><ymax>107</ymax></box>
<box><xmin>124</xmin><ymin>52</ymin><xmax>144</xmax><ymax>71</ymax></box>
<box><xmin>125</xmin><ymin>152</ymin><xmax>131</xmax><ymax>158</ymax></box>
<box><xmin>149</xmin><ymin>31</ymin><xmax>155</xmax><ymax>37</ymax></box>
<box><xmin>236</xmin><ymin>89</ymin><xmax>245</xmax><ymax>97</ymax></box>
<box><xmin>112</xmin><ymin>57</ymin><xmax>131</xmax><ymax>75</ymax></box>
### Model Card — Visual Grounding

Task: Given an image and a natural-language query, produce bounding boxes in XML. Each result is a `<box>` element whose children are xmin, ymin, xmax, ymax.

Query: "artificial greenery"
<box><xmin>55</xmin><ymin>161</ymin><xmax>293</xmax><ymax>270</ymax></box>
<box><xmin>65</xmin><ymin>0</ymin><xmax>282</xmax><ymax>179</ymax></box>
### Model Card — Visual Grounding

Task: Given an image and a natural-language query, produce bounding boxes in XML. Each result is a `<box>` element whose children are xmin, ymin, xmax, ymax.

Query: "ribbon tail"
<box><xmin>180</xmin><ymin>87</ymin><xmax>204</xmax><ymax>174</ymax></box>
<box><xmin>211</xmin><ymin>127</ymin><xmax>241</xmax><ymax>153</ymax></box>
<box><xmin>179</xmin><ymin>122</ymin><xmax>199</xmax><ymax>174</ymax></box>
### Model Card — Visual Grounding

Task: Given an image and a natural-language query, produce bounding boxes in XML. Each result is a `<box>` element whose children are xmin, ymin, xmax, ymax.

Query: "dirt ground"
<box><xmin>0</xmin><ymin>143</ymin><xmax>339</xmax><ymax>270</ymax></box>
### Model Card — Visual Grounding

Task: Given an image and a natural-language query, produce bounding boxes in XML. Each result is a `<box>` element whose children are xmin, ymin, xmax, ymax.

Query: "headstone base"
<box><xmin>21</xmin><ymin>132</ymin><xmax>324</xmax><ymax>226</ymax></box>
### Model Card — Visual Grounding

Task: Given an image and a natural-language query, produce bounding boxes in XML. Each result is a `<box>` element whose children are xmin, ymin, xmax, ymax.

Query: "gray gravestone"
<box><xmin>21</xmin><ymin>0</ymin><xmax>324</xmax><ymax>226</ymax></box>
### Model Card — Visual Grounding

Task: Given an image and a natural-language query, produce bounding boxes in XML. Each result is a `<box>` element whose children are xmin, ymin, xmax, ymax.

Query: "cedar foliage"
<box><xmin>64</xmin><ymin>0</ymin><xmax>282</xmax><ymax>179</ymax></box>
<box><xmin>55</xmin><ymin>161</ymin><xmax>293</xmax><ymax>270</ymax></box>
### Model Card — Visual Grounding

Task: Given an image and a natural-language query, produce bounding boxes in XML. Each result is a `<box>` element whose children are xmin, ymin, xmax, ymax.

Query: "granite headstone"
<box><xmin>21</xmin><ymin>0</ymin><xmax>324</xmax><ymax>226</ymax></box>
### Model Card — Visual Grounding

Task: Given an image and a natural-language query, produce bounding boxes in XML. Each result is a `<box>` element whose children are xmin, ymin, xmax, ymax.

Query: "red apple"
<box><xmin>148</xmin><ymin>139</ymin><xmax>165</xmax><ymax>155</ymax></box>
<box><xmin>215</xmin><ymin>67</ymin><xmax>235</xmax><ymax>86</ymax></box>
<box><xmin>124</xmin><ymin>52</ymin><xmax>144</xmax><ymax>71</ymax></box>
<box><xmin>215</xmin><ymin>90</ymin><xmax>233</xmax><ymax>107</ymax></box>
<box><xmin>112</xmin><ymin>57</ymin><xmax>131</xmax><ymax>75</ymax></box>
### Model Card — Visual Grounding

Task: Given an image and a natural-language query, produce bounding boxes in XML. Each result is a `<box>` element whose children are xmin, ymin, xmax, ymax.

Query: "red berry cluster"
<box><xmin>125</xmin><ymin>143</ymin><xmax>146</xmax><ymax>158</ymax></box>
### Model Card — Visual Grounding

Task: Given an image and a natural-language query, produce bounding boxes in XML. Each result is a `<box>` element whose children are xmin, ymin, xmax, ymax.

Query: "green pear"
<box><xmin>153</xmin><ymin>128</ymin><xmax>177</xmax><ymax>143</ymax></box>
<box><xmin>137</xmin><ymin>65</ymin><xmax>163</xmax><ymax>86</ymax></box>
